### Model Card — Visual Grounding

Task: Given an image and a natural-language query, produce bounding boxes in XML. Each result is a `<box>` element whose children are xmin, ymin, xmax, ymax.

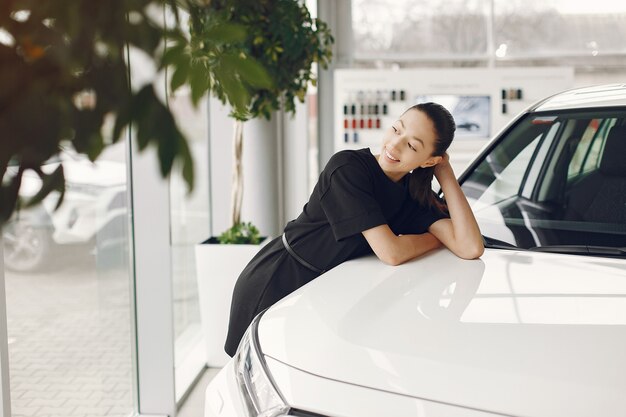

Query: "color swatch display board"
<box><xmin>334</xmin><ymin>67</ymin><xmax>574</xmax><ymax>171</ymax></box>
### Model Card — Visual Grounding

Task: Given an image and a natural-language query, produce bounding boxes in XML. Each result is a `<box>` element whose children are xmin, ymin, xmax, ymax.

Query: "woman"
<box><xmin>224</xmin><ymin>102</ymin><xmax>484</xmax><ymax>356</ymax></box>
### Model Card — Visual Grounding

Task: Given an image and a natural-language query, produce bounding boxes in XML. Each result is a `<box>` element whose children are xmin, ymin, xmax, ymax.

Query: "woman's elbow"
<box><xmin>456</xmin><ymin>242</ymin><xmax>484</xmax><ymax>260</ymax></box>
<box><xmin>453</xmin><ymin>242</ymin><xmax>485</xmax><ymax>259</ymax></box>
<box><xmin>378</xmin><ymin>252</ymin><xmax>403</xmax><ymax>266</ymax></box>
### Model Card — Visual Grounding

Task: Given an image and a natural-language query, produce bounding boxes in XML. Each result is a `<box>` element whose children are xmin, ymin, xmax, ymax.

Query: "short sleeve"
<box><xmin>395</xmin><ymin>192</ymin><xmax>449</xmax><ymax>234</ymax></box>
<box><xmin>320</xmin><ymin>164</ymin><xmax>387</xmax><ymax>241</ymax></box>
<box><xmin>413</xmin><ymin>193</ymin><xmax>449</xmax><ymax>232</ymax></box>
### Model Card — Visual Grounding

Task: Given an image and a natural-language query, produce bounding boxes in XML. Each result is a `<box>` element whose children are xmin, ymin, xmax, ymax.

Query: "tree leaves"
<box><xmin>126</xmin><ymin>85</ymin><xmax>195</xmax><ymax>191</ymax></box>
<box><xmin>189</xmin><ymin>0</ymin><xmax>334</xmax><ymax>121</ymax></box>
<box><xmin>223</xmin><ymin>53</ymin><xmax>272</xmax><ymax>89</ymax></box>
<box><xmin>188</xmin><ymin>58</ymin><xmax>210</xmax><ymax>106</ymax></box>
<box><xmin>164</xmin><ymin>17</ymin><xmax>274</xmax><ymax>116</ymax></box>
<box><xmin>200</xmin><ymin>22</ymin><xmax>247</xmax><ymax>44</ymax></box>
<box><xmin>0</xmin><ymin>0</ymin><xmax>203</xmax><ymax>226</ymax></box>
<box><xmin>23</xmin><ymin>165</ymin><xmax>66</xmax><ymax>210</ymax></box>
<box><xmin>170</xmin><ymin>54</ymin><xmax>191</xmax><ymax>92</ymax></box>
<box><xmin>218</xmin><ymin>71</ymin><xmax>250</xmax><ymax>119</ymax></box>
<box><xmin>217</xmin><ymin>221</ymin><xmax>261</xmax><ymax>244</ymax></box>
<box><xmin>0</xmin><ymin>172</ymin><xmax>22</xmax><ymax>225</ymax></box>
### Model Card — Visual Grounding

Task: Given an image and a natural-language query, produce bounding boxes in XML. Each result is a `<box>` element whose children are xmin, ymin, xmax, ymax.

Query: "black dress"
<box><xmin>224</xmin><ymin>148</ymin><xmax>448</xmax><ymax>356</ymax></box>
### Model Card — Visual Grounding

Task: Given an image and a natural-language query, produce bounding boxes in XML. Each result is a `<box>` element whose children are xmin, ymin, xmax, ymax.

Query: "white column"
<box><xmin>0</xmin><ymin>236</ymin><xmax>11</xmax><ymax>417</ymax></box>
<box><xmin>281</xmin><ymin>101</ymin><xmax>311</xmax><ymax>224</ymax></box>
<box><xmin>207</xmin><ymin>99</ymin><xmax>230</xmax><ymax>238</ymax></box>
<box><xmin>241</xmin><ymin>117</ymin><xmax>280</xmax><ymax>236</ymax></box>
<box><xmin>129</xmin><ymin>143</ymin><xmax>175</xmax><ymax>417</ymax></box>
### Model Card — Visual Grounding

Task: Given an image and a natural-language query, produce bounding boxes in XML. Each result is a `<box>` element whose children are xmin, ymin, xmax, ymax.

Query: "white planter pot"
<box><xmin>195</xmin><ymin>237</ymin><xmax>269</xmax><ymax>367</ymax></box>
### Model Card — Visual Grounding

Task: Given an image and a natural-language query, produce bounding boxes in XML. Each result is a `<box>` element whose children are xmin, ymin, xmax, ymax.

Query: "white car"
<box><xmin>204</xmin><ymin>84</ymin><xmax>626</xmax><ymax>417</ymax></box>
<box><xmin>2</xmin><ymin>149</ymin><xmax>127</xmax><ymax>272</ymax></box>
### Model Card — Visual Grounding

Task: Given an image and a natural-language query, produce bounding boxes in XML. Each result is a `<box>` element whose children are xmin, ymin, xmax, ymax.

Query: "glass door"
<box><xmin>1</xmin><ymin>139</ymin><xmax>137</xmax><ymax>417</ymax></box>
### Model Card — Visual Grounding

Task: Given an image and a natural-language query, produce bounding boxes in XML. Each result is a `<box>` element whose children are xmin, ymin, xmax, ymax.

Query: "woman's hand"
<box><xmin>434</xmin><ymin>152</ymin><xmax>453</xmax><ymax>179</ymax></box>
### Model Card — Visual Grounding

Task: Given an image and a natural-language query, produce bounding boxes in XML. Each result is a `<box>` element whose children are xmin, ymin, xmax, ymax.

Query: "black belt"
<box><xmin>281</xmin><ymin>234</ymin><xmax>325</xmax><ymax>274</ymax></box>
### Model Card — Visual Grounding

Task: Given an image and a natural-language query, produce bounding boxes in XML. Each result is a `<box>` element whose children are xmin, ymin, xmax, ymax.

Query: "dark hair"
<box><xmin>406</xmin><ymin>102</ymin><xmax>456</xmax><ymax>212</ymax></box>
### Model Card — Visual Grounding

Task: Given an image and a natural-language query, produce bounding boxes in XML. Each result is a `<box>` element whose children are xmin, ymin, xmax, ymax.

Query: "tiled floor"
<box><xmin>4</xmin><ymin>242</ymin><xmax>207</xmax><ymax>417</ymax></box>
<box><xmin>5</xmin><ymin>252</ymin><xmax>134</xmax><ymax>417</ymax></box>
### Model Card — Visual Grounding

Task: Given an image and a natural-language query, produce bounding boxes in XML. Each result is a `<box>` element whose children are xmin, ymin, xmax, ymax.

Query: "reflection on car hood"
<box><xmin>258</xmin><ymin>248</ymin><xmax>626</xmax><ymax>417</ymax></box>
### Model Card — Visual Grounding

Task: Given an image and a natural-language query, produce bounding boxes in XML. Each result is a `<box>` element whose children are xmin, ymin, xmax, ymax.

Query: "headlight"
<box><xmin>235</xmin><ymin>315</ymin><xmax>290</xmax><ymax>417</ymax></box>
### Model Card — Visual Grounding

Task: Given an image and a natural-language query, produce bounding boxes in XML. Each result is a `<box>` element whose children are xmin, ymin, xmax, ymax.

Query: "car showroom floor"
<box><xmin>4</xmin><ymin>244</ymin><xmax>215</xmax><ymax>417</ymax></box>
<box><xmin>5</xmin><ymin>250</ymin><xmax>134</xmax><ymax>417</ymax></box>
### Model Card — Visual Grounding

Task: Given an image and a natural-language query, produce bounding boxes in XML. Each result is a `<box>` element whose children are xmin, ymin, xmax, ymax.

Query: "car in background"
<box><xmin>456</xmin><ymin>119</ymin><xmax>481</xmax><ymax>131</ymax></box>
<box><xmin>2</xmin><ymin>149</ymin><xmax>128</xmax><ymax>272</ymax></box>
<box><xmin>204</xmin><ymin>84</ymin><xmax>626</xmax><ymax>417</ymax></box>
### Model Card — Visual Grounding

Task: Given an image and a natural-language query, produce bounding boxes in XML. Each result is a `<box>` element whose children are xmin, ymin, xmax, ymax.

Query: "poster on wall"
<box><xmin>415</xmin><ymin>94</ymin><xmax>491</xmax><ymax>138</ymax></box>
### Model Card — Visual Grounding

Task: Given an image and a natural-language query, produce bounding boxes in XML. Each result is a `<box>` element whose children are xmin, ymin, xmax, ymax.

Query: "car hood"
<box><xmin>258</xmin><ymin>248</ymin><xmax>626</xmax><ymax>417</ymax></box>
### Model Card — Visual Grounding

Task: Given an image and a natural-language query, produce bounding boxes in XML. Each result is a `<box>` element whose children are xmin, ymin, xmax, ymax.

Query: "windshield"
<box><xmin>461</xmin><ymin>109</ymin><xmax>626</xmax><ymax>254</ymax></box>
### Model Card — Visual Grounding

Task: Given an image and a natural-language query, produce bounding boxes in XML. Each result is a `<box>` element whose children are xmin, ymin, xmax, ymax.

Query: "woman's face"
<box><xmin>377</xmin><ymin>108</ymin><xmax>442</xmax><ymax>182</ymax></box>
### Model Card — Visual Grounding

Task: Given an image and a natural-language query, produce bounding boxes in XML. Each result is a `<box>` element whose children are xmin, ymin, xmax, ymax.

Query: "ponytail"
<box><xmin>405</xmin><ymin>102</ymin><xmax>456</xmax><ymax>213</ymax></box>
<box><xmin>409</xmin><ymin>167</ymin><xmax>448</xmax><ymax>213</ymax></box>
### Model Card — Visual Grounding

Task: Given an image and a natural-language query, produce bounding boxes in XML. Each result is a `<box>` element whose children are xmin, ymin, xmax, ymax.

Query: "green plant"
<box><xmin>175</xmin><ymin>0</ymin><xmax>334</xmax><ymax>240</ymax></box>
<box><xmin>0</xmin><ymin>0</ymin><xmax>272</xmax><ymax>226</ymax></box>
<box><xmin>217</xmin><ymin>221</ymin><xmax>261</xmax><ymax>244</ymax></box>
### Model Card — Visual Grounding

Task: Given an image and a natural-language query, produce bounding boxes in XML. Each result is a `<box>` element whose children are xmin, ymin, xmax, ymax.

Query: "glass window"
<box><xmin>568</xmin><ymin>118</ymin><xmax>616</xmax><ymax>178</ymax></box>
<box><xmin>463</xmin><ymin>119</ymin><xmax>551</xmax><ymax>204</ymax></box>
<box><xmin>2</xmin><ymin>140</ymin><xmax>136</xmax><ymax>417</ymax></box>
<box><xmin>481</xmin><ymin>134</ymin><xmax>540</xmax><ymax>203</ymax></box>
<box><xmin>462</xmin><ymin>110</ymin><xmax>626</xmax><ymax>252</ymax></box>
<box><xmin>352</xmin><ymin>0</ymin><xmax>490</xmax><ymax>58</ymax></box>
<box><xmin>568</xmin><ymin>118</ymin><xmax>601</xmax><ymax>178</ymax></box>
<box><xmin>493</xmin><ymin>0</ymin><xmax>626</xmax><ymax>58</ymax></box>
<box><xmin>350</xmin><ymin>0</ymin><xmax>626</xmax><ymax>69</ymax></box>
<box><xmin>169</xmin><ymin>98</ymin><xmax>209</xmax><ymax>401</ymax></box>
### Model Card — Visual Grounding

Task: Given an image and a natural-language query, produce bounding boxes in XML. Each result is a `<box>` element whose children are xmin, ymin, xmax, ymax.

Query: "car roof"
<box><xmin>531</xmin><ymin>84</ymin><xmax>626</xmax><ymax>112</ymax></box>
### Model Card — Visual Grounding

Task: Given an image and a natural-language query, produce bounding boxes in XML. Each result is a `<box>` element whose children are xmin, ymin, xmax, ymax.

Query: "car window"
<box><xmin>567</xmin><ymin>118</ymin><xmax>616</xmax><ymax>179</ymax></box>
<box><xmin>462</xmin><ymin>119</ymin><xmax>552</xmax><ymax>204</ymax></box>
<box><xmin>461</xmin><ymin>110</ymin><xmax>626</xmax><ymax>252</ymax></box>
<box><xmin>476</xmin><ymin>134</ymin><xmax>541</xmax><ymax>205</ymax></box>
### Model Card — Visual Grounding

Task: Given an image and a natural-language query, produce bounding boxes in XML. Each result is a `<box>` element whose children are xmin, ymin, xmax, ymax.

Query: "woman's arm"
<box><xmin>362</xmin><ymin>225</ymin><xmax>442</xmax><ymax>266</ymax></box>
<box><xmin>428</xmin><ymin>155</ymin><xmax>484</xmax><ymax>259</ymax></box>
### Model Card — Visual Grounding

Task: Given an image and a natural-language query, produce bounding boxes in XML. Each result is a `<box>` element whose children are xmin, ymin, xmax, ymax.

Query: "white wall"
<box><xmin>574</xmin><ymin>70</ymin><xmax>626</xmax><ymax>88</ymax></box>
<box><xmin>0</xmin><ymin>238</ymin><xmax>10</xmax><ymax>417</ymax></box>
<box><xmin>282</xmin><ymin>100</ymin><xmax>311</xmax><ymax>224</ymax></box>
